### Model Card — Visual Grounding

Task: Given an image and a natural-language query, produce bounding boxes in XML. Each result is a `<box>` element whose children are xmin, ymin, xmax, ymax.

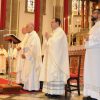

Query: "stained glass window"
<box><xmin>25</xmin><ymin>0</ymin><xmax>35</xmax><ymax>13</ymax></box>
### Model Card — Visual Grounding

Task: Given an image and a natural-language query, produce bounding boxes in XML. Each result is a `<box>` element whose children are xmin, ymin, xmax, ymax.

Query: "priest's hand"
<box><xmin>45</xmin><ymin>32</ymin><xmax>51</xmax><ymax>40</ymax></box>
<box><xmin>17</xmin><ymin>47</ymin><xmax>21</xmax><ymax>51</ymax></box>
<box><xmin>22</xmin><ymin>54</ymin><xmax>26</xmax><ymax>59</ymax></box>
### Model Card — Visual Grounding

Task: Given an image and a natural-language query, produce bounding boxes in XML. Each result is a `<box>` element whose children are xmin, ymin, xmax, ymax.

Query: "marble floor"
<box><xmin>0</xmin><ymin>75</ymin><xmax>83</xmax><ymax>100</ymax></box>
<box><xmin>0</xmin><ymin>92</ymin><xmax>83</xmax><ymax>100</ymax></box>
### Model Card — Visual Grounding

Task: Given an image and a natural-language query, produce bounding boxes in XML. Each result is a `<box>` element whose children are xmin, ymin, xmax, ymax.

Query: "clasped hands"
<box><xmin>45</xmin><ymin>32</ymin><xmax>51</xmax><ymax>40</ymax></box>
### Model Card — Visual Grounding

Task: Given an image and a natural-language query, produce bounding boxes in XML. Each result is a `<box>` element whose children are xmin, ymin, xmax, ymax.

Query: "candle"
<box><xmin>64</xmin><ymin>18</ymin><xmax>65</xmax><ymax>31</ymax></box>
<box><xmin>68</xmin><ymin>16</ymin><xmax>70</xmax><ymax>33</ymax></box>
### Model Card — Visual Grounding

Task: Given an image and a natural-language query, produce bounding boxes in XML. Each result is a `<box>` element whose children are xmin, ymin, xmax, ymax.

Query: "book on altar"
<box><xmin>3</xmin><ymin>34</ymin><xmax>21</xmax><ymax>44</ymax></box>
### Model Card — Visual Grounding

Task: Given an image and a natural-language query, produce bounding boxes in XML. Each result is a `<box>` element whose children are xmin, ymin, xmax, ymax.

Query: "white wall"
<box><xmin>42</xmin><ymin>0</ymin><xmax>64</xmax><ymax>35</ymax></box>
<box><xmin>18</xmin><ymin>0</ymin><xmax>34</xmax><ymax>40</ymax></box>
<box><xmin>42</xmin><ymin>0</ymin><xmax>54</xmax><ymax>35</ymax></box>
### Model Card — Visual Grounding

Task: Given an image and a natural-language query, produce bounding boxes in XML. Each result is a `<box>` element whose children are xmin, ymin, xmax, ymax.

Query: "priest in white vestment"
<box><xmin>0</xmin><ymin>45</ymin><xmax>7</xmax><ymax>74</ymax></box>
<box><xmin>21</xmin><ymin>23</ymin><xmax>42</xmax><ymax>91</ymax></box>
<box><xmin>84</xmin><ymin>9</ymin><xmax>100</xmax><ymax>100</ymax></box>
<box><xmin>16</xmin><ymin>27</ymin><xmax>29</xmax><ymax>84</ymax></box>
<box><xmin>39</xmin><ymin>18</ymin><xmax>69</xmax><ymax>97</ymax></box>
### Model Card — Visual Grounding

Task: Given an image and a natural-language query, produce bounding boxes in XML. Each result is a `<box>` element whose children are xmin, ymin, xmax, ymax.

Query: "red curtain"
<box><xmin>34</xmin><ymin>0</ymin><xmax>40</xmax><ymax>32</ymax></box>
<box><xmin>0</xmin><ymin>0</ymin><xmax>6</xmax><ymax>30</ymax></box>
<box><xmin>64</xmin><ymin>0</ymin><xmax>68</xmax><ymax>34</ymax></box>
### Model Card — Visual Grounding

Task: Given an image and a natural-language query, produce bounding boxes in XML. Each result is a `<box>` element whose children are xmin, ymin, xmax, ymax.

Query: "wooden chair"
<box><xmin>65</xmin><ymin>55</ymin><xmax>81</xmax><ymax>97</ymax></box>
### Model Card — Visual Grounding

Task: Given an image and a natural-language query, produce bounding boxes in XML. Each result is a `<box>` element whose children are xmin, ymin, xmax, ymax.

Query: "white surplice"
<box><xmin>12</xmin><ymin>48</ymin><xmax>17</xmax><ymax>72</ymax></box>
<box><xmin>84</xmin><ymin>21</ymin><xmax>100</xmax><ymax>100</ymax></box>
<box><xmin>16</xmin><ymin>33</ymin><xmax>29</xmax><ymax>84</ymax></box>
<box><xmin>39</xmin><ymin>27</ymin><xmax>69</xmax><ymax>95</ymax></box>
<box><xmin>0</xmin><ymin>48</ymin><xmax>7</xmax><ymax>74</ymax></box>
<box><xmin>8</xmin><ymin>48</ymin><xmax>17</xmax><ymax>72</ymax></box>
<box><xmin>21</xmin><ymin>31</ymin><xmax>42</xmax><ymax>91</ymax></box>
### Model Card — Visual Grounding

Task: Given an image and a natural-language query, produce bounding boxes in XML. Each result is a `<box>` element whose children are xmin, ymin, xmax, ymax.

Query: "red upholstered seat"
<box><xmin>70</xmin><ymin>73</ymin><xmax>78</xmax><ymax>78</ymax></box>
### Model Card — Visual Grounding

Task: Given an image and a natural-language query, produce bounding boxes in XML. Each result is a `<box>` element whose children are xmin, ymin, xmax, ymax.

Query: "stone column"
<box><xmin>55</xmin><ymin>0</ymin><xmax>60</xmax><ymax>18</ymax></box>
<box><xmin>6</xmin><ymin>0</ymin><xmax>19</xmax><ymax>35</ymax></box>
<box><xmin>39</xmin><ymin>0</ymin><xmax>44</xmax><ymax>41</ymax></box>
<box><xmin>64</xmin><ymin>0</ymin><xmax>68</xmax><ymax>34</ymax></box>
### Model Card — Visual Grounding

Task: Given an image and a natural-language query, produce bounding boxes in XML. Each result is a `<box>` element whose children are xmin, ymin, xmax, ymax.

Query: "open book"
<box><xmin>3</xmin><ymin>34</ymin><xmax>21</xmax><ymax>44</ymax></box>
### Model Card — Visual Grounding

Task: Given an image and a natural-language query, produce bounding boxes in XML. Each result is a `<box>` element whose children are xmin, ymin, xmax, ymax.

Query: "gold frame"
<box><xmin>25</xmin><ymin>0</ymin><xmax>35</xmax><ymax>13</ymax></box>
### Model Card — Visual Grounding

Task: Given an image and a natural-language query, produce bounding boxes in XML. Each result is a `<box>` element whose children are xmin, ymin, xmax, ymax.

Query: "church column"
<box><xmin>55</xmin><ymin>0</ymin><xmax>60</xmax><ymax>18</ymax></box>
<box><xmin>5</xmin><ymin>0</ymin><xmax>19</xmax><ymax>35</ymax></box>
<box><xmin>64</xmin><ymin>0</ymin><xmax>68</xmax><ymax>34</ymax></box>
<box><xmin>0</xmin><ymin>0</ymin><xmax>7</xmax><ymax>47</ymax></box>
<box><xmin>34</xmin><ymin>0</ymin><xmax>40</xmax><ymax>33</ymax></box>
<box><xmin>39</xmin><ymin>0</ymin><xmax>45</xmax><ymax>41</ymax></box>
<box><xmin>34</xmin><ymin>0</ymin><xmax>46</xmax><ymax>41</ymax></box>
<box><xmin>81</xmin><ymin>0</ymin><xmax>84</xmax><ymax>29</ymax></box>
<box><xmin>85</xmin><ymin>0</ymin><xmax>89</xmax><ymax>29</ymax></box>
<box><xmin>0</xmin><ymin>0</ymin><xmax>7</xmax><ymax>29</ymax></box>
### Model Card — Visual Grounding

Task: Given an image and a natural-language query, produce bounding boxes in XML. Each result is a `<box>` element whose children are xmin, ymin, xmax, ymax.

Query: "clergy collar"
<box><xmin>53</xmin><ymin>27</ymin><xmax>60</xmax><ymax>33</ymax></box>
<box><xmin>29</xmin><ymin>30</ymin><xmax>35</xmax><ymax>35</ymax></box>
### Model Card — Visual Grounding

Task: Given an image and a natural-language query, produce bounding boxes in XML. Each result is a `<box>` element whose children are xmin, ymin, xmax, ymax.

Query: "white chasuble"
<box><xmin>21</xmin><ymin>31</ymin><xmax>42</xmax><ymax>91</ymax></box>
<box><xmin>0</xmin><ymin>49</ymin><xmax>7</xmax><ymax>74</ymax></box>
<box><xmin>40</xmin><ymin>27</ymin><xmax>69</xmax><ymax>95</ymax></box>
<box><xmin>16</xmin><ymin>33</ymin><xmax>29</xmax><ymax>83</ymax></box>
<box><xmin>84</xmin><ymin>21</ymin><xmax>100</xmax><ymax>100</ymax></box>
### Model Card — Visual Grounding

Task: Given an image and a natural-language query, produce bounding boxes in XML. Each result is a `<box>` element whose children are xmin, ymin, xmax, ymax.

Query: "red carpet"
<box><xmin>0</xmin><ymin>78</ymin><xmax>16</xmax><ymax>84</ymax></box>
<box><xmin>0</xmin><ymin>78</ymin><xmax>38</xmax><ymax>94</ymax></box>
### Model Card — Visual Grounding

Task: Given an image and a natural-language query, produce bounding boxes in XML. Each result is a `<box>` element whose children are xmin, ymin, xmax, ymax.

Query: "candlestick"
<box><xmin>64</xmin><ymin>17</ymin><xmax>66</xmax><ymax>31</ymax></box>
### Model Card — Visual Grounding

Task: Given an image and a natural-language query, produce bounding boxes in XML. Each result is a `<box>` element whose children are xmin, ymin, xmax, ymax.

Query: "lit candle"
<box><xmin>68</xmin><ymin>16</ymin><xmax>70</xmax><ymax>33</ymax></box>
<box><xmin>64</xmin><ymin>17</ymin><xmax>66</xmax><ymax>31</ymax></box>
<box><xmin>68</xmin><ymin>16</ymin><xmax>70</xmax><ymax>25</ymax></box>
